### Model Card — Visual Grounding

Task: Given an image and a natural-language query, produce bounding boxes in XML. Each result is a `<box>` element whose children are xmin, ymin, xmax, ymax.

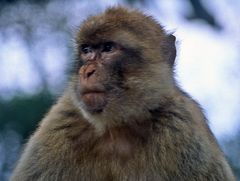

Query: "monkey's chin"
<box><xmin>81</xmin><ymin>92</ymin><xmax>107</xmax><ymax>113</ymax></box>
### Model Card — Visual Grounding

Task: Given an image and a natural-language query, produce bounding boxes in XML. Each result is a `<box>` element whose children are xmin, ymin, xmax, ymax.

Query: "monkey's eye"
<box><xmin>102</xmin><ymin>42</ymin><xmax>114</xmax><ymax>52</ymax></box>
<box><xmin>81</xmin><ymin>44</ymin><xmax>92</xmax><ymax>54</ymax></box>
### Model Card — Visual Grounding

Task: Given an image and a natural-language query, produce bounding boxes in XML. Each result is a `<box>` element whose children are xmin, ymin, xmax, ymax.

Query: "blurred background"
<box><xmin>0</xmin><ymin>0</ymin><xmax>239</xmax><ymax>180</ymax></box>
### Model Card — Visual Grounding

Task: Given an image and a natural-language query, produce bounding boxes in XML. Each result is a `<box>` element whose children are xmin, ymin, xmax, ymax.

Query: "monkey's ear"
<box><xmin>166</xmin><ymin>34</ymin><xmax>176</xmax><ymax>67</ymax></box>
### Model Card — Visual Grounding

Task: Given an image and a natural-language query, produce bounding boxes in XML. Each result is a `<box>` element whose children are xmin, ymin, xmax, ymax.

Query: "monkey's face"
<box><xmin>76</xmin><ymin>38</ymin><xmax>146</xmax><ymax>113</ymax></box>
<box><xmin>76</xmin><ymin>41</ymin><xmax>129</xmax><ymax>113</ymax></box>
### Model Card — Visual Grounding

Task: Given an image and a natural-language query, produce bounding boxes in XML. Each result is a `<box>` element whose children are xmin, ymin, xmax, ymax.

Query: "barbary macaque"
<box><xmin>11</xmin><ymin>7</ymin><xmax>235</xmax><ymax>181</ymax></box>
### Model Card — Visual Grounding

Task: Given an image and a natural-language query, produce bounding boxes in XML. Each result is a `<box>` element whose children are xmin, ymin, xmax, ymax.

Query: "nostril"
<box><xmin>86</xmin><ymin>69</ymin><xmax>95</xmax><ymax>78</ymax></box>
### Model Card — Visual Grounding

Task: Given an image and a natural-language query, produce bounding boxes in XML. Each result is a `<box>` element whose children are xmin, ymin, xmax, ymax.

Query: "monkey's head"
<box><xmin>71</xmin><ymin>7</ymin><xmax>177</xmax><ymax>128</ymax></box>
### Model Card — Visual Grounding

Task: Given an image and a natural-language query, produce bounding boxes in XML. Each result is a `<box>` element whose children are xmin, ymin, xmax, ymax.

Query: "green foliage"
<box><xmin>0</xmin><ymin>91</ymin><xmax>54</xmax><ymax>140</ymax></box>
<box><xmin>221</xmin><ymin>132</ymin><xmax>240</xmax><ymax>180</ymax></box>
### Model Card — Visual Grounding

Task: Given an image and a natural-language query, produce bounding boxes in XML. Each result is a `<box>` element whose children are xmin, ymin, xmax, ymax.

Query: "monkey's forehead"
<box><xmin>76</xmin><ymin>6</ymin><xmax>166</xmax><ymax>45</ymax></box>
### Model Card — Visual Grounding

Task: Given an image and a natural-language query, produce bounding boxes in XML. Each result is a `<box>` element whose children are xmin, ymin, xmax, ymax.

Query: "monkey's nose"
<box><xmin>84</xmin><ymin>64</ymin><xmax>96</xmax><ymax>78</ymax></box>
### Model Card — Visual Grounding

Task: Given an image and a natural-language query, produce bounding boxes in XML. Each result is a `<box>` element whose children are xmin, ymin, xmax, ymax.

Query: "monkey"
<box><xmin>11</xmin><ymin>7</ymin><xmax>235</xmax><ymax>181</ymax></box>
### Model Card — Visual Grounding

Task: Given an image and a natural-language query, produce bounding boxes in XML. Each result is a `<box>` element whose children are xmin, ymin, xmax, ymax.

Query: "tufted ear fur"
<box><xmin>164</xmin><ymin>34</ymin><xmax>176</xmax><ymax>67</ymax></box>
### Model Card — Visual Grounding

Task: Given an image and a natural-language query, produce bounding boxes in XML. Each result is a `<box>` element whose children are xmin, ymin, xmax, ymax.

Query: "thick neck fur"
<box><xmin>56</xmin><ymin>86</ymin><xmax>179</xmax><ymax>161</ymax></box>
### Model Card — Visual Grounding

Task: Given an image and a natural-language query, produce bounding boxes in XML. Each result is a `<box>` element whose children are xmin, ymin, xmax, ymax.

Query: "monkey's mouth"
<box><xmin>81</xmin><ymin>89</ymin><xmax>105</xmax><ymax>95</ymax></box>
<box><xmin>81</xmin><ymin>89</ymin><xmax>108</xmax><ymax>113</ymax></box>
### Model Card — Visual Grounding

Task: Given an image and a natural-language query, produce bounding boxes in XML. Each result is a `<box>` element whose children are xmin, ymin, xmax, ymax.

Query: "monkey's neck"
<box><xmin>91</xmin><ymin>122</ymin><xmax>151</xmax><ymax>161</ymax></box>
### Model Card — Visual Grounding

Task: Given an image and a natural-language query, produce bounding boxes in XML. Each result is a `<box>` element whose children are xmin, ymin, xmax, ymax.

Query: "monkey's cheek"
<box><xmin>81</xmin><ymin>93</ymin><xmax>107</xmax><ymax>113</ymax></box>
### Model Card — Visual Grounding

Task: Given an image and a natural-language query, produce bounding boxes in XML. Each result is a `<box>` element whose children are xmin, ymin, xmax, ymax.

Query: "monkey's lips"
<box><xmin>81</xmin><ymin>91</ymin><xmax>107</xmax><ymax>113</ymax></box>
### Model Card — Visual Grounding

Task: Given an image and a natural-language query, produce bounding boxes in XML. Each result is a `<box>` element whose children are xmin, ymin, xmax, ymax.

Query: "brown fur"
<box><xmin>11</xmin><ymin>7</ymin><xmax>235</xmax><ymax>181</ymax></box>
